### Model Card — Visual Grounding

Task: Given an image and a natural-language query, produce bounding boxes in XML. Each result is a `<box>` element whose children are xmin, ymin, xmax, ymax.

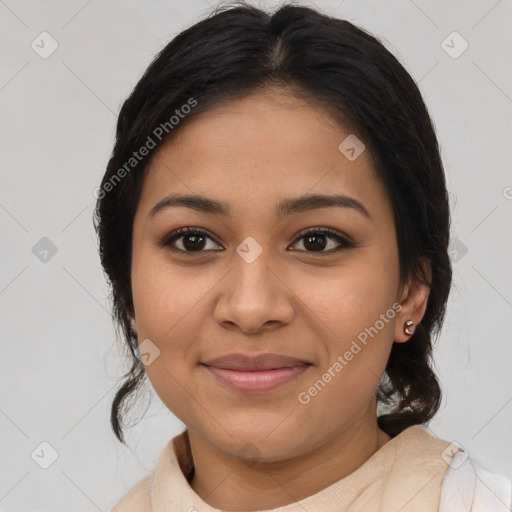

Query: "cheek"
<box><xmin>131</xmin><ymin>249</ymin><xmax>208</xmax><ymax>340</ymax></box>
<box><xmin>290</xmin><ymin>253</ymin><xmax>399</xmax><ymax>404</ymax></box>
<box><xmin>130</xmin><ymin>249</ymin><xmax>225</xmax><ymax>396</ymax></box>
<box><xmin>294</xmin><ymin>273</ymin><xmax>397</xmax><ymax>428</ymax></box>
<box><xmin>131</xmin><ymin>252</ymin><xmax>209</xmax><ymax>423</ymax></box>
<box><xmin>295</xmin><ymin>257</ymin><xmax>399</xmax><ymax>344</ymax></box>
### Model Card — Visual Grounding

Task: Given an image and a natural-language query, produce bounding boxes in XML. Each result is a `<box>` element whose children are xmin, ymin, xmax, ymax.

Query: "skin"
<box><xmin>130</xmin><ymin>86</ymin><xmax>430</xmax><ymax>511</ymax></box>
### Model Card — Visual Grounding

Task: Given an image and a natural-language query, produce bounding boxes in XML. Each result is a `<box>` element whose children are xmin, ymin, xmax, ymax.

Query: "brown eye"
<box><xmin>159</xmin><ymin>227</ymin><xmax>223</xmax><ymax>253</ymax></box>
<box><xmin>181</xmin><ymin>233</ymin><xmax>206</xmax><ymax>251</ymax></box>
<box><xmin>290</xmin><ymin>227</ymin><xmax>354</xmax><ymax>254</ymax></box>
<box><xmin>303</xmin><ymin>233</ymin><xmax>327</xmax><ymax>251</ymax></box>
<box><xmin>159</xmin><ymin>226</ymin><xmax>354</xmax><ymax>255</ymax></box>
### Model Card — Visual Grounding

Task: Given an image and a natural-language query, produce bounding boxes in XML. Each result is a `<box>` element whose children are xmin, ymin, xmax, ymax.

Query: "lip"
<box><xmin>201</xmin><ymin>353</ymin><xmax>312</xmax><ymax>392</ymax></box>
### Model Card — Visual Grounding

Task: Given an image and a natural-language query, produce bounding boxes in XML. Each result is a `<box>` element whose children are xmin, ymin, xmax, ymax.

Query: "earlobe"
<box><xmin>403</xmin><ymin>319</ymin><xmax>415</xmax><ymax>336</ymax></box>
<box><xmin>129</xmin><ymin>316</ymin><xmax>138</xmax><ymax>335</ymax></box>
<box><xmin>394</xmin><ymin>265</ymin><xmax>430</xmax><ymax>343</ymax></box>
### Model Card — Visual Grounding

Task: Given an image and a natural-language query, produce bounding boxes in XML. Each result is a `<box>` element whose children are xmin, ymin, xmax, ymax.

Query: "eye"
<box><xmin>158</xmin><ymin>226</ymin><xmax>354</xmax><ymax>255</ymax></box>
<box><xmin>289</xmin><ymin>227</ymin><xmax>354</xmax><ymax>254</ymax></box>
<box><xmin>158</xmin><ymin>227</ymin><xmax>223</xmax><ymax>253</ymax></box>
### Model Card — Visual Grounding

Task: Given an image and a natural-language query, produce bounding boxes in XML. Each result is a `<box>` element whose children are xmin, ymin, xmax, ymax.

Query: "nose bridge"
<box><xmin>213</xmin><ymin>235</ymin><xmax>294</xmax><ymax>333</ymax></box>
<box><xmin>231</xmin><ymin>236</ymin><xmax>276</xmax><ymax>298</ymax></box>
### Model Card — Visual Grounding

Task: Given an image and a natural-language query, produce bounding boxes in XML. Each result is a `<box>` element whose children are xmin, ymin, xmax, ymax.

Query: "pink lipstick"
<box><xmin>201</xmin><ymin>353</ymin><xmax>311</xmax><ymax>392</ymax></box>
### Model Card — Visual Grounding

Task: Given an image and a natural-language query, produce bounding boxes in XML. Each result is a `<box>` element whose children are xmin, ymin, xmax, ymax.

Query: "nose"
<box><xmin>213</xmin><ymin>250</ymin><xmax>295</xmax><ymax>335</ymax></box>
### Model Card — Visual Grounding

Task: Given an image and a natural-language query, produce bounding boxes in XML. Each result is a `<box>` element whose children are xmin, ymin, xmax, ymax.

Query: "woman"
<box><xmin>94</xmin><ymin>2</ymin><xmax>511</xmax><ymax>510</ymax></box>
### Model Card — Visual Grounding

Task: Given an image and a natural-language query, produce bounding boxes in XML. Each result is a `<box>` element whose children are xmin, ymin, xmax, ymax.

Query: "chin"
<box><xmin>203</xmin><ymin>420</ymin><xmax>314</xmax><ymax>463</ymax></box>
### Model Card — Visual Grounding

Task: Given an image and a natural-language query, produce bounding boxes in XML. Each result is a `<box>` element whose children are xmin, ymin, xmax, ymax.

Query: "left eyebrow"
<box><xmin>276</xmin><ymin>193</ymin><xmax>372</xmax><ymax>220</ymax></box>
<box><xmin>148</xmin><ymin>193</ymin><xmax>372</xmax><ymax>220</ymax></box>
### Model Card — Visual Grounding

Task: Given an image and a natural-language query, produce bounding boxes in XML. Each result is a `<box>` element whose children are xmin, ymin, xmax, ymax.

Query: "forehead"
<box><xmin>137</xmin><ymin>88</ymin><xmax>390</xmax><ymax>222</ymax></box>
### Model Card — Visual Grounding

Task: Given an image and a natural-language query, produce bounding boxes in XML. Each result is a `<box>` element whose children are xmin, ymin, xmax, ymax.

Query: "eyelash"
<box><xmin>158</xmin><ymin>226</ymin><xmax>355</xmax><ymax>255</ymax></box>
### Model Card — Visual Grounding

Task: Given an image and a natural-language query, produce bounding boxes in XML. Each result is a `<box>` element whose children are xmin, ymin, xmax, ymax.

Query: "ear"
<box><xmin>394</xmin><ymin>259</ymin><xmax>431</xmax><ymax>343</ymax></box>
<box><xmin>129</xmin><ymin>316</ymin><xmax>138</xmax><ymax>336</ymax></box>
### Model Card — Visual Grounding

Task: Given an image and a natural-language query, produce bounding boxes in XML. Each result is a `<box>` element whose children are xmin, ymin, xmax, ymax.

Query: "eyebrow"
<box><xmin>149</xmin><ymin>193</ymin><xmax>372</xmax><ymax>220</ymax></box>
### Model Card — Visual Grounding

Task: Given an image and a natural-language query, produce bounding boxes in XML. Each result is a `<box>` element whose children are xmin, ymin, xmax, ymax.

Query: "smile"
<box><xmin>204</xmin><ymin>365</ymin><xmax>311</xmax><ymax>392</ymax></box>
<box><xmin>200</xmin><ymin>353</ymin><xmax>312</xmax><ymax>392</ymax></box>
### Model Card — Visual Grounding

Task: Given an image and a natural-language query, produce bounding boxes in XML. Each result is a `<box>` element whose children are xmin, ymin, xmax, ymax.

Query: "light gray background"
<box><xmin>1</xmin><ymin>0</ymin><xmax>511</xmax><ymax>510</ymax></box>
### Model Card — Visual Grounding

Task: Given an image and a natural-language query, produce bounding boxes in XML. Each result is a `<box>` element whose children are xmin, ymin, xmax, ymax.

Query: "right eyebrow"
<box><xmin>149</xmin><ymin>194</ymin><xmax>230</xmax><ymax>219</ymax></box>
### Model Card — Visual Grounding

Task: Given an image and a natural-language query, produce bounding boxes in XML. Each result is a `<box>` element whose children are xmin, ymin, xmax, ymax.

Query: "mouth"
<box><xmin>200</xmin><ymin>353</ymin><xmax>312</xmax><ymax>392</ymax></box>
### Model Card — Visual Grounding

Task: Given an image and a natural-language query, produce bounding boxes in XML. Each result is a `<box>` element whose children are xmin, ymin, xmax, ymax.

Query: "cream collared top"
<box><xmin>112</xmin><ymin>425</ymin><xmax>462</xmax><ymax>511</ymax></box>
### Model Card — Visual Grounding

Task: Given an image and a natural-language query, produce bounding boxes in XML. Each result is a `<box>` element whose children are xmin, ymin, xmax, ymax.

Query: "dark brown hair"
<box><xmin>94</xmin><ymin>1</ymin><xmax>452</xmax><ymax>444</ymax></box>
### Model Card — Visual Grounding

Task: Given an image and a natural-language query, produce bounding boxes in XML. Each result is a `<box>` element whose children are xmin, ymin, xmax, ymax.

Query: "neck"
<box><xmin>187</xmin><ymin>401</ymin><xmax>392</xmax><ymax>511</ymax></box>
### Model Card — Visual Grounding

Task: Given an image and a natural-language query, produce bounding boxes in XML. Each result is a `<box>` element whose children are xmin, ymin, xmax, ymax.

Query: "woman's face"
<box><xmin>131</xmin><ymin>88</ymin><xmax>418</xmax><ymax>462</ymax></box>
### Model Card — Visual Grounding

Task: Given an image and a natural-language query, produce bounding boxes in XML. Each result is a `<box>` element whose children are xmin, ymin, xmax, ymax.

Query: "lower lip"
<box><xmin>203</xmin><ymin>364</ymin><xmax>311</xmax><ymax>392</ymax></box>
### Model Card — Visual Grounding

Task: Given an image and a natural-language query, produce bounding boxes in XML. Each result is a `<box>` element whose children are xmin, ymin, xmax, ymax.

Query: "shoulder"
<box><xmin>110</xmin><ymin>432</ymin><xmax>186</xmax><ymax>511</ymax></box>
<box><xmin>439</xmin><ymin>451</ymin><xmax>512</xmax><ymax>512</ymax></box>
<box><xmin>111</xmin><ymin>473</ymin><xmax>153</xmax><ymax>512</ymax></box>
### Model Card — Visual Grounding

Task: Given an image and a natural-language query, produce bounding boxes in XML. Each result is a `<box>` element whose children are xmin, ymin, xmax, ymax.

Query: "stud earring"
<box><xmin>404</xmin><ymin>320</ymin><xmax>415</xmax><ymax>336</ymax></box>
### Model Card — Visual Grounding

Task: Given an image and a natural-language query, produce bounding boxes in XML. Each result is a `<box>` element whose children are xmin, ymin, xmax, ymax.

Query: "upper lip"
<box><xmin>201</xmin><ymin>353</ymin><xmax>311</xmax><ymax>371</ymax></box>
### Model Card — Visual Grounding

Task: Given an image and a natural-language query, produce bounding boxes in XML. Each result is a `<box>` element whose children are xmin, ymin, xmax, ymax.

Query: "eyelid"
<box><xmin>289</xmin><ymin>226</ymin><xmax>354</xmax><ymax>254</ymax></box>
<box><xmin>158</xmin><ymin>226</ymin><xmax>222</xmax><ymax>249</ymax></box>
<box><xmin>292</xmin><ymin>226</ymin><xmax>353</xmax><ymax>245</ymax></box>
